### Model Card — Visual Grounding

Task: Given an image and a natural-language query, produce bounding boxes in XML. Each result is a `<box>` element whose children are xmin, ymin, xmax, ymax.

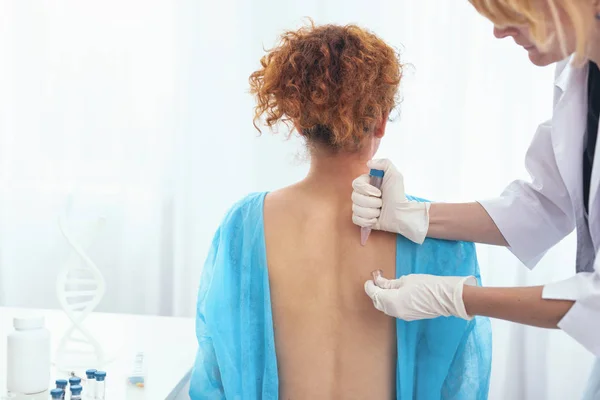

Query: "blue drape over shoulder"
<box><xmin>190</xmin><ymin>192</ymin><xmax>492</xmax><ymax>400</ymax></box>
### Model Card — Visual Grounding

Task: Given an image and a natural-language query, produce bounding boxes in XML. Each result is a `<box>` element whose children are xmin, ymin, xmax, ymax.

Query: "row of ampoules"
<box><xmin>50</xmin><ymin>370</ymin><xmax>106</xmax><ymax>400</ymax></box>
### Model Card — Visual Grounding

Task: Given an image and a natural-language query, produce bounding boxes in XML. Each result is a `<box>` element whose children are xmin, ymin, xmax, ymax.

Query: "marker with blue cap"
<box><xmin>360</xmin><ymin>168</ymin><xmax>385</xmax><ymax>246</ymax></box>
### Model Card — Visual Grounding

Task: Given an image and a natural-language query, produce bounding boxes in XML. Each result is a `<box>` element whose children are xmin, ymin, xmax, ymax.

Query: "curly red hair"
<box><xmin>249</xmin><ymin>20</ymin><xmax>402</xmax><ymax>152</ymax></box>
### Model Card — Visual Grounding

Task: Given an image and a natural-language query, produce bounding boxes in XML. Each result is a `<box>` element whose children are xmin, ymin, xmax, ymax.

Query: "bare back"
<box><xmin>264</xmin><ymin>183</ymin><xmax>397</xmax><ymax>400</ymax></box>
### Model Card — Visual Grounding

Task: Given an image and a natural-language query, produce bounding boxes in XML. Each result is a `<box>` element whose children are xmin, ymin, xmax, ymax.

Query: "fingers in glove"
<box><xmin>367</xmin><ymin>158</ymin><xmax>394</xmax><ymax>174</ymax></box>
<box><xmin>352</xmin><ymin>203</ymin><xmax>380</xmax><ymax>220</ymax></box>
<box><xmin>352</xmin><ymin>215</ymin><xmax>378</xmax><ymax>228</ymax></box>
<box><xmin>374</xmin><ymin>274</ymin><xmax>405</xmax><ymax>290</ymax></box>
<box><xmin>367</xmin><ymin>158</ymin><xmax>404</xmax><ymax>189</ymax></box>
<box><xmin>352</xmin><ymin>175</ymin><xmax>382</xmax><ymax>197</ymax></box>
<box><xmin>351</xmin><ymin>191</ymin><xmax>383</xmax><ymax>209</ymax></box>
<box><xmin>371</xmin><ymin>269</ymin><xmax>383</xmax><ymax>281</ymax></box>
<box><xmin>364</xmin><ymin>280</ymin><xmax>386</xmax><ymax>312</ymax></box>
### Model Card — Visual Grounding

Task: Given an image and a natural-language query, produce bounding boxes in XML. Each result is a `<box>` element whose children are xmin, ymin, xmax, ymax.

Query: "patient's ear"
<box><xmin>373</xmin><ymin>113</ymin><xmax>389</xmax><ymax>139</ymax></box>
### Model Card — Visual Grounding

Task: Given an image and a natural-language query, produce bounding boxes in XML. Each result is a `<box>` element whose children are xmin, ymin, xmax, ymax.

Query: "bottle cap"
<box><xmin>69</xmin><ymin>376</ymin><xmax>82</xmax><ymax>385</ymax></box>
<box><xmin>13</xmin><ymin>316</ymin><xmax>44</xmax><ymax>330</ymax></box>
<box><xmin>56</xmin><ymin>379</ymin><xmax>68</xmax><ymax>387</ymax></box>
<box><xmin>70</xmin><ymin>385</ymin><xmax>83</xmax><ymax>395</ymax></box>
<box><xmin>50</xmin><ymin>388</ymin><xmax>64</xmax><ymax>398</ymax></box>
<box><xmin>369</xmin><ymin>168</ymin><xmax>384</xmax><ymax>178</ymax></box>
<box><xmin>95</xmin><ymin>371</ymin><xmax>107</xmax><ymax>381</ymax></box>
<box><xmin>86</xmin><ymin>369</ymin><xmax>97</xmax><ymax>378</ymax></box>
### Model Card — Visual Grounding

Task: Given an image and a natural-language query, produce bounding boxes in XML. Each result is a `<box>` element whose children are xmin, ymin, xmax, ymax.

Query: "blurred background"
<box><xmin>0</xmin><ymin>0</ymin><xmax>594</xmax><ymax>398</ymax></box>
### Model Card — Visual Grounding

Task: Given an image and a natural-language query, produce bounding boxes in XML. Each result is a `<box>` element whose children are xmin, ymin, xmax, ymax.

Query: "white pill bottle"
<box><xmin>7</xmin><ymin>316</ymin><xmax>51</xmax><ymax>394</ymax></box>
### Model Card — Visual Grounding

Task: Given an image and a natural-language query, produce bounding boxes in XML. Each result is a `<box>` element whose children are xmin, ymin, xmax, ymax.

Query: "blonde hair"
<box><xmin>468</xmin><ymin>0</ymin><xmax>596</xmax><ymax>64</ymax></box>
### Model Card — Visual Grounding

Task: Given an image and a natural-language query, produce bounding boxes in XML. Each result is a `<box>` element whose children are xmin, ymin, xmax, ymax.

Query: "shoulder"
<box><xmin>262</xmin><ymin>183</ymin><xmax>312</xmax><ymax>222</ymax></box>
<box><xmin>220</xmin><ymin>192</ymin><xmax>267</xmax><ymax>226</ymax></box>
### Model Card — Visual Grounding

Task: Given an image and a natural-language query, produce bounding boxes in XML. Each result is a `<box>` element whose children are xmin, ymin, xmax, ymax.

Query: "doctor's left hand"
<box><xmin>364</xmin><ymin>273</ymin><xmax>478</xmax><ymax>321</ymax></box>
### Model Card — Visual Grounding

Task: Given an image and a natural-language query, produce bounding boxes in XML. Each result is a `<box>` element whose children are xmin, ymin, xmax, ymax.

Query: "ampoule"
<box><xmin>127</xmin><ymin>352</ymin><xmax>146</xmax><ymax>387</ymax></box>
<box><xmin>69</xmin><ymin>376</ymin><xmax>81</xmax><ymax>389</ymax></box>
<box><xmin>85</xmin><ymin>369</ymin><xmax>97</xmax><ymax>400</ymax></box>
<box><xmin>70</xmin><ymin>385</ymin><xmax>83</xmax><ymax>400</ymax></box>
<box><xmin>55</xmin><ymin>379</ymin><xmax>67</xmax><ymax>399</ymax></box>
<box><xmin>372</xmin><ymin>269</ymin><xmax>383</xmax><ymax>283</ymax></box>
<box><xmin>50</xmin><ymin>388</ymin><xmax>63</xmax><ymax>400</ymax></box>
<box><xmin>95</xmin><ymin>371</ymin><xmax>106</xmax><ymax>400</ymax></box>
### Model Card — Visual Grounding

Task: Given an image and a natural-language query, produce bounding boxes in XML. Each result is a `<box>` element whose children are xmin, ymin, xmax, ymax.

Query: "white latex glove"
<box><xmin>351</xmin><ymin>158</ymin><xmax>430</xmax><ymax>244</ymax></box>
<box><xmin>364</xmin><ymin>273</ymin><xmax>477</xmax><ymax>321</ymax></box>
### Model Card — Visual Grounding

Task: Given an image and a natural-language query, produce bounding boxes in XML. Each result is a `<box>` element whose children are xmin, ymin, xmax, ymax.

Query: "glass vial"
<box><xmin>84</xmin><ymin>369</ymin><xmax>97</xmax><ymax>400</ymax></box>
<box><xmin>70</xmin><ymin>384</ymin><xmax>83</xmax><ymax>400</ymax></box>
<box><xmin>95</xmin><ymin>371</ymin><xmax>106</xmax><ymax>400</ymax></box>
<box><xmin>55</xmin><ymin>380</ymin><xmax>68</xmax><ymax>400</ymax></box>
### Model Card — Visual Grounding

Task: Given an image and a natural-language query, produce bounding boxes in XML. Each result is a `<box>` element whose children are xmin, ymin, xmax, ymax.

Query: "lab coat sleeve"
<box><xmin>478</xmin><ymin>121</ymin><xmax>575</xmax><ymax>268</ymax></box>
<box><xmin>189</xmin><ymin>228</ymin><xmax>226</xmax><ymax>400</ymax></box>
<box><xmin>543</xmin><ymin>263</ymin><xmax>600</xmax><ymax>356</ymax></box>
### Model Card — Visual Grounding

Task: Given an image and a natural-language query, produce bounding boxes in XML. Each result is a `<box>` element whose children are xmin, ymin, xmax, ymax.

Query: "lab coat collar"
<box><xmin>552</xmin><ymin>54</ymin><xmax>588</xmax><ymax>117</ymax></box>
<box><xmin>554</xmin><ymin>55</ymin><xmax>574</xmax><ymax>94</ymax></box>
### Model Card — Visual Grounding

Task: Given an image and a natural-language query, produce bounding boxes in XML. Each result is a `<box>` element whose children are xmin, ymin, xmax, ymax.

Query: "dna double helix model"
<box><xmin>55</xmin><ymin>211</ymin><xmax>107</xmax><ymax>371</ymax></box>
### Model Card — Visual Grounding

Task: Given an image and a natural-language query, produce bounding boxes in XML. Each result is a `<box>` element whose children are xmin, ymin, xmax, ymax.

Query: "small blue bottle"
<box><xmin>55</xmin><ymin>379</ymin><xmax>68</xmax><ymax>399</ymax></box>
<box><xmin>69</xmin><ymin>376</ymin><xmax>81</xmax><ymax>387</ymax></box>
<box><xmin>85</xmin><ymin>369</ymin><xmax>97</xmax><ymax>400</ymax></box>
<box><xmin>50</xmin><ymin>388</ymin><xmax>63</xmax><ymax>399</ymax></box>
<box><xmin>70</xmin><ymin>384</ymin><xmax>83</xmax><ymax>400</ymax></box>
<box><xmin>95</xmin><ymin>371</ymin><xmax>106</xmax><ymax>400</ymax></box>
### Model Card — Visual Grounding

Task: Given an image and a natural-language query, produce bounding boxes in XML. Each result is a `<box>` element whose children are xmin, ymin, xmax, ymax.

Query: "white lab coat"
<box><xmin>479</xmin><ymin>56</ymin><xmax>600</xmax><ymax>357</ymax></box>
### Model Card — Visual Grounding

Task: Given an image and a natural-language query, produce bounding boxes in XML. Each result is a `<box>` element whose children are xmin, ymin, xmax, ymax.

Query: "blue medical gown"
<box><xmin>190</xmin><ymin>192</ymin><xmax>492</xmax><ymax>399</ymax></box>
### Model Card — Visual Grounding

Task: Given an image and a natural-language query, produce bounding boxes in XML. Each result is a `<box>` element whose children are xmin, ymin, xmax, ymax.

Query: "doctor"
<box><xmin>354</xmin><ymin>0</ymin><xmax>600</xmax><ymax>396</ymax></box>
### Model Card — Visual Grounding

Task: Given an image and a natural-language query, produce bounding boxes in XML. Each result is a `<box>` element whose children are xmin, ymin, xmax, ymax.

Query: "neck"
<box><xmin>590</xmin><ymin>52</ymin><xmax>600</xmax><ymax>68</ymax></box>
<box><xmin>589</xmin><ymin>22</ymin><xmax>600</xmax><ymax>66</ymax></box>
<box><xmin>302</xmin><ymin>147</ymin><xmax>372</xmax><ymax>198</ymax></box>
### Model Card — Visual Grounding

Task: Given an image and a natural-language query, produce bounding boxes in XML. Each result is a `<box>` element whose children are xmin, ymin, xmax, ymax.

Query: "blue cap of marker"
<box><xmin>369</xmin><ymin>168</ymin><xmax>384</xmax><ymax>178</ymax></box>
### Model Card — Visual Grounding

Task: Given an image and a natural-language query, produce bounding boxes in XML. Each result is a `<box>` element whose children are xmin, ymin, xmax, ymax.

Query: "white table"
<box><xmin>0</xmin><ymin>307</ymin><xmax>196</xmax><ymax>400</ymax></box>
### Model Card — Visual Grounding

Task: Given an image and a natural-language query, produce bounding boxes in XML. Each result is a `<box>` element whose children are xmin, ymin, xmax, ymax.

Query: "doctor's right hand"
<box><xmin>352</xmin><ymin>158</ymin><xmax>430</xmax><ymax>244</ymax></box>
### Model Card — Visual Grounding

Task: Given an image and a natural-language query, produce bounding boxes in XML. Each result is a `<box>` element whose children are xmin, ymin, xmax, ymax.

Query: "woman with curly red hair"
<box><xmin>189</xmin><ymin>21</ymin><xmax>492</xmax><ymax>399</ymax></box>
<box><xmin>249</xmin><ymin>22</ymin><xmax>400</xmax><ymax>154</ymax></box>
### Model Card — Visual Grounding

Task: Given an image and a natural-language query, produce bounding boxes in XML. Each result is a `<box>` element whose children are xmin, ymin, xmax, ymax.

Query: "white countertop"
<box><xmin>0</xmin><ymin>307</ymin><xmax>196</xmax><ymax>400</ymax></box>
